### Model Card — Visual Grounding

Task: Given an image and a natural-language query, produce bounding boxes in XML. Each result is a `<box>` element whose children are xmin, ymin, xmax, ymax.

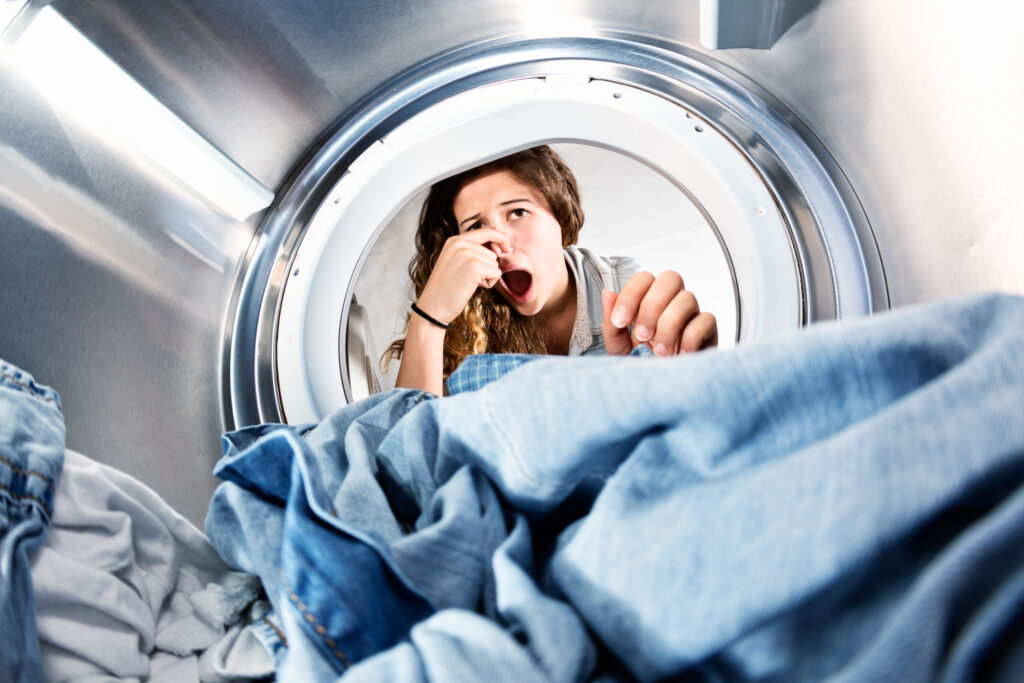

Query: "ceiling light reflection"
<box><xmin>10</xmin><ymin>6</ymin><xmax>273</xmax><ymax>221</ymax></box>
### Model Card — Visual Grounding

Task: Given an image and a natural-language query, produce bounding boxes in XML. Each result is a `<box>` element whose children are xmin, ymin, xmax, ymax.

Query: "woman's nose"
<box><xmin>480</xmin><ymin>217</ymin><xmax>511</xmax><ymax>256</ymax></box>
<box><xmin>492</xmin><ymin>217</ymin><xmax>516</xmax><ymax>246</ymax></box>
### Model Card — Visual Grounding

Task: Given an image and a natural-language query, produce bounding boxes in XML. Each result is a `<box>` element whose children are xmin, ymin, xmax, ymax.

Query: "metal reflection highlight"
<box><xmin>10</xmin><ymin>6</ymin><xmax>273</xmax><ymax>221</ymax></box>
<box><xmin>0</xmin><ymin>1</ymin><xmax>28</xmax><ymax>36</ymax></box>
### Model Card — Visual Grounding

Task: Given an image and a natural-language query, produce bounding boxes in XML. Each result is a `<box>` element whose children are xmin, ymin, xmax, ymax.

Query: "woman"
<box><xmin>385</xmin><ymin>146</ymin><xmax>718</xmax><ymax>395</ymax></box>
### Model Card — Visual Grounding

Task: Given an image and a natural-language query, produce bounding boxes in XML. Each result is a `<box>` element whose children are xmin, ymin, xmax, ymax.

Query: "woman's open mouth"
<box><xmin>500</xmin><ymin>269</ymin><xmax>534</xmax><ymax>304</ymax></box>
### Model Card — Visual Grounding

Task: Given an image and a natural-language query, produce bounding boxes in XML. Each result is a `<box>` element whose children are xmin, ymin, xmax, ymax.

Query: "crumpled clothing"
<box><xmin>446</xmin><ymin>345</ymin><xmax>652</xmax><ymax>396</ymax></box>
<box><xmin>28</xmin><ymin>448</ymin><xmax>273</xmax><ymax>682</ymax></box>
<box><xmin>206</xmin><ymin>293</ymin><xmax>1024</xmax><ymax>682</ymax></box>
<box><xmin>0</xmin><ymin>360</ymin><xmax>65</xmax><ymax>683</ymax></box>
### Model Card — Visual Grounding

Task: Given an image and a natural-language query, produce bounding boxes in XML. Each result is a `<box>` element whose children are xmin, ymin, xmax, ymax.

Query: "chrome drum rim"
<box><xmin>225</xmin><ymin>34</ymin><xmax>888</xmax><ymax>427</ymax></box>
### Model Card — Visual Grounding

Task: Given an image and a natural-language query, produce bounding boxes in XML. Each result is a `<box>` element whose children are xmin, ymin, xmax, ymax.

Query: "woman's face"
<box><xmin>453</xmin><ymin>169</ymin><xmax>571</xmax><ymax>317</ymax></box>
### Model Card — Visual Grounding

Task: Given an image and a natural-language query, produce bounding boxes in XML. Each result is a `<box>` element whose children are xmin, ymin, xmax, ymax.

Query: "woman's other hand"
<box><xmin>601</xmin><ymin>271</ymin><xmax>718</xmax><ymax>356</ymax></box>
<box><xmin>415</xmin><ymin>228</ymin><xmax>512</xmax><ymax>325</ymax></box>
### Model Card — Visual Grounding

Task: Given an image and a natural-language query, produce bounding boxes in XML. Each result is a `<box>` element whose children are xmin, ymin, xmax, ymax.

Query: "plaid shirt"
<box><xmin>445</xmin><ymin>345</ymin><xmax>654</xmax><ymax>395</ymax></box>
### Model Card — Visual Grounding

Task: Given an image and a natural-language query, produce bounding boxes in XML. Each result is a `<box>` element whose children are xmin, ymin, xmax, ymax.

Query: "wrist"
<box><xmin>407</xmin><ymin>311</ymin><xmax>449</xmax><ymax>336</ymax></box>
<box><xmin>411</xmin><ymin>301</ymin><xmax>451</xmax><ymax>330</ymax></box>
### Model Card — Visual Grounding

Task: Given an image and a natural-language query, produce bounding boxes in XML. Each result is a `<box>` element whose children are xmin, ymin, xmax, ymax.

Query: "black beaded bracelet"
<box><xmin>410</xmin><ymin>302</ymin><xmax>450</xmax><ymax>330</ymax></box>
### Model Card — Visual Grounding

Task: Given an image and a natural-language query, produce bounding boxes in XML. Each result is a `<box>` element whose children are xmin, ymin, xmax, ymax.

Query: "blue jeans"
<box><xmin>206</xmin><ymin>293</ymin><xmax>1024</xmax><ymax>682</ymax></box>
<box><xmin>0</xmin><ymin>361</ymin><xmax>65</xmax><ymax>683</ymax></box>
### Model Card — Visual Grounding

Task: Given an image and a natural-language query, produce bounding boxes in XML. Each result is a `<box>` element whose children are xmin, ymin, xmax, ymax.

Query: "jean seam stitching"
<box><xmin>0</xmin><ymin>453</ymin><xmax>56</xmax><ymax>496</ymax></box>
<box><xmin>0</xmin><ymin>481</ymin><xmax>52</xmax><ymax>517</ymax></box>
<box><xmin>280</xmin><ymin>572</ymin><xmax>351</xmax><ymax>668</ymax></box>
<box><xmin>261</xmin><ymin>614</ymin><xmax>289</xmax><ymax>647</ymax></box>
<box><xmin>0</xmin><ymin>368</ymin><xmax>58</xmax><ymax>405</ymax></box>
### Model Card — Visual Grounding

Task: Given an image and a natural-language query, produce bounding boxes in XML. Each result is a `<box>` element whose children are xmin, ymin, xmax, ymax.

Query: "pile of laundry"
<box><xmin>3</xmin><ymin>293</ymin><xmax>1024</xmax><ymax>682</ymax></box>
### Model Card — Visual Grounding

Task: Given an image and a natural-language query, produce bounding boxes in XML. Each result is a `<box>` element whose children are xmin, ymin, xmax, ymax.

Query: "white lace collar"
<box><xmin>566</xmin><ymin>251</ymin><xmax>593</xmax><ymax>356</ymax></box>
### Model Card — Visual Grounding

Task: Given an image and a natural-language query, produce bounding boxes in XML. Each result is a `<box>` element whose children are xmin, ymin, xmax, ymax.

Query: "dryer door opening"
<box><xmin>227</xmin><ymin>38</ymin><xmax>887</xmax><ymax>426</ymax></box>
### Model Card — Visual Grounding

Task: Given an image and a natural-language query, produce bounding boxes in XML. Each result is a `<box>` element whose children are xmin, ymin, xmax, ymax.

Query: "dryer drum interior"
<box><xmin>228</xmin><ymin>37</ymin><xmax>888</xmax><ymax>427</ymax></box>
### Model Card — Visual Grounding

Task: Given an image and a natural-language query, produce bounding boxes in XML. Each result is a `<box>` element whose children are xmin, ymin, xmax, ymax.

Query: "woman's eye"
<box><xmin>466</xmin><ymin>222</ymin><xmax>483</xmax><ymax>231</ymax></box>
<box><xmin>509</xmin><ymin>208</ymin><xmax>528</xmax><ymax>219</ymax></box>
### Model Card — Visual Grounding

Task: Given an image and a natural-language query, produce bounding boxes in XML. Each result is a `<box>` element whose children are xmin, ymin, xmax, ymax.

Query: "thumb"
<box><xmin>602</xmin><ymin>290</ymin><xmax>632</xmax><ymax>355</ymax></box>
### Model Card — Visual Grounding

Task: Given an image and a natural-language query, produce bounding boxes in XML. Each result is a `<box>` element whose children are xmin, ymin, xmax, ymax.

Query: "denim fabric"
<box><xmin>207</xmin><ymin>293</ymin><xmax>1024</xmax><ymax>682</ymax></box>
<box><xmin>0</xmin><ymin>360</ymin><xmax>65</xmax><ymax>683</ymax></box>
<box><xmin>207</xmin><ymin>397</ymin><xmax>437</xmax><ymax>680</ymax></box>
<box><xmin>447</xmin><ymin>346</ymin><xmax>653</xmax><ymax>396</ymax></box>
<box><xmin>445</xmin><ymin>354</ymin><xmax>538</xmax><ymax>396</ymax></box>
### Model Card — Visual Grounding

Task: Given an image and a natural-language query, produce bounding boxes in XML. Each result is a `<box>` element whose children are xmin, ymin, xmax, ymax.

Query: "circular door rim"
<box><xmin>225</xmin><ymin>34</ymin><xmax>888</xmax><ymax>428</ymax></box>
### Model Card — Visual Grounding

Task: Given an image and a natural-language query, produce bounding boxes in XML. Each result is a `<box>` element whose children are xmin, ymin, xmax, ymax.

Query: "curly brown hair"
<box><xmin>383</xmin><ymin>145</ymin><xmax>585</xmax><ymax>380</ymax></box>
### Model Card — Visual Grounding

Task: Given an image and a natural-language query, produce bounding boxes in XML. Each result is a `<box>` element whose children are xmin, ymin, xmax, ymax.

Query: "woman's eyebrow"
<box><xmin>458</xmin><ymin>199</ymin><xmax>534</xmax><ymax>227</ymax></box>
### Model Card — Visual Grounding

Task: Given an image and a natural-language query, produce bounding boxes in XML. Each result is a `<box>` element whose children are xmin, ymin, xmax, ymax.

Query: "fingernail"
<box><xmin>611</xmin><ymin>308</ymin><xmax>628</xmax><ymax>328</ymax></box>
<box><xmin>654</xmin><ymin>343</ymin><xmax>668</xmax><ymax>356</ymax></box>
<box><xmin>634</xmin><ymin>325</ymin><xmax>651</xmax><ymax>342</ymax></box>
